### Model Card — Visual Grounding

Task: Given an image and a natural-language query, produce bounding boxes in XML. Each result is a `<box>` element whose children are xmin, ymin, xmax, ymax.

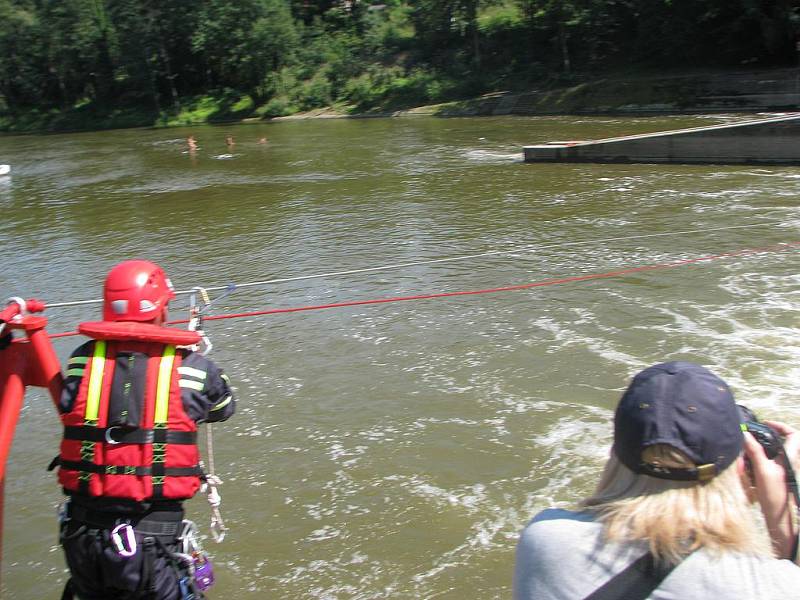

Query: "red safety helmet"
<box><xmin>103</xmin><ymin>260</ymin><xmax>176</xmax><ymax>322</ymax></box>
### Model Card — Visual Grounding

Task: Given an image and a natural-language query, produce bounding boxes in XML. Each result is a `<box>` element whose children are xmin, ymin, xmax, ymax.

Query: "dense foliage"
<box><xmin>0</xmin><ymin>0</ymin><xmax>798</xmax><ymax>124</ymax></box>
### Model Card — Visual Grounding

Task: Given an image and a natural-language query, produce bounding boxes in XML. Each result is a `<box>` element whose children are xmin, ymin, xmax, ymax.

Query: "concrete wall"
<box><xmin>435</xmin><ymin>69</ymin><xmax>800</xmax><ymax>118</ymax></box>
<box><xmin>523</xmin><ymin>115</ymin><xmax>800</xmax><ymax>165</ymax></box>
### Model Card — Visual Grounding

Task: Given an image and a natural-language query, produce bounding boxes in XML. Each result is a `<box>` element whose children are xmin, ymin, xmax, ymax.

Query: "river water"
<box><xmin>1</xmin><ymin>114</ymin><xmax>799</xmax><ymax>598</ymax></box>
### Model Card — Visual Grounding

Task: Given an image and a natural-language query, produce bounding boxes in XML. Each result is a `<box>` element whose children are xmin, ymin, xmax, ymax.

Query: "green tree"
<box><xmin>193</xmin><ymin>0</ymin><xmax>299</xmax><ymax>97</ymax></box>
<box><xmin>290</xmin><ymin>0</ymin><xmax>337</xmax><ymax>24</ymax></box>
<box><xmin>35</xmin><ymin>0</ymin><xmax>120</xmax><ymax>107</ymax></box>
<box><xmin>409</xmin><ymin>0</ymin><xmax>499</xmax><ymax>70</ymax></box>
<box><xmin>106</xmin><ymin>0</ymin><xmax>201</xmax><ymax>111</ymax></box>
<box><xmin>0</xmin><ymin>0</ymin><xmax>47</xmax><ymax>110</ymax></box>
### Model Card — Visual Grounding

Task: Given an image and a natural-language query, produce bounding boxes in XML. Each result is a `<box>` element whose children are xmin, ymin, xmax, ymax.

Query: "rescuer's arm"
<box><xmin>204</xmin><ymin>364</ymin><xmax>235</xmax><ymax>423</ymax></box>
<box><xmin>179</xmin><ymin>352</ymin><xmax>236</xmax><ymax>423</ymax></box>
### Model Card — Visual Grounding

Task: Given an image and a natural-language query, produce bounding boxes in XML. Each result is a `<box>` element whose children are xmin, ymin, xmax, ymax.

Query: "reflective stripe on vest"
<box><xmin>151</xmin><ymin>345</ymin><xmax>176</xmax><ymax>491</ymax></box>
<box><xmin>85</xmin><ymin>340</ymin><xmax>107</xmax><ymax>422</ymax></box>
<box><xmin>77</xmin><ymin>340</ymin><xmax>107</xmax><ymax>491</ymax></box>
<box><xmin>155</xmin><ymin>345</ymin><xmax>175</xmax><ymax>425</ymax></box>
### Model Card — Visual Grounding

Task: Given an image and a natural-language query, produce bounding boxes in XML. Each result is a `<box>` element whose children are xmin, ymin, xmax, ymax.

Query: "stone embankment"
<box><xmin>434</xmin><ymin>68</ymin><xmax>800</xmax><ymax>117</ymax></box>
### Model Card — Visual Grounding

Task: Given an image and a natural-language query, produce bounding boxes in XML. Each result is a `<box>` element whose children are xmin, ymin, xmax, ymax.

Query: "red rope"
<box><xmin>173</xmin><ymin>242</ymin><xmax>800</xmax><ymax>322</ymax></box>
<box><xmin>44</xmin><ymin>242</ymin><xmax>800</xmax><ymax>338</ymax></box>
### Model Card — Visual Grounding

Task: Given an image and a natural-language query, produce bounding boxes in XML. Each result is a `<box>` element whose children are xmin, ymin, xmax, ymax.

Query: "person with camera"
<box><xmin>513</xmin><ymin>361</ymin><xmax>800</xmax><ymax>600</ymax></box>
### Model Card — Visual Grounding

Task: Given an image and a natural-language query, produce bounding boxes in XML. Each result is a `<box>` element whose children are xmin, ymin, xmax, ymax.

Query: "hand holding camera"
<box><xmin>739</xmin><ymin>405</ymin><xmax>800</xmax><ymax>561</ymax></box>
<box><xmin>739</xmin><ymin>405</ymin><xmax>784</xmax><ymax>459</ymax></box>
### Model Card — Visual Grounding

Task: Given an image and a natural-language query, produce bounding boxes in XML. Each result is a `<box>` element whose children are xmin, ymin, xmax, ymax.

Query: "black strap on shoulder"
<box><xmin>581</xmin><ymin>551</ymin><xmax>680</xmax><ymax>600</ymax></box>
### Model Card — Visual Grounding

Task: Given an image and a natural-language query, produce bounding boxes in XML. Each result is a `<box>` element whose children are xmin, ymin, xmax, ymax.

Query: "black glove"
<box><xmin>0</xmin><ymin>324</ymin><xmax>11</xmax><ymax>350</ymax></box>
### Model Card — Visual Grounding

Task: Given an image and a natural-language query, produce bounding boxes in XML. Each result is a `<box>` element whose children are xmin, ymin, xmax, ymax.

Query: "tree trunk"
<box><xmin>158</xmin><ymin>39</ymin><xmax>181</xmax><ymax>112</ymax></box>
<box><xmin>145</xmin><ymin>5</ymin><xmax>181</xmax><ymax>113</ymax></box>
<box><xmin>466</xmin><ymin>0</ymin><xmax>480</xmax><ymax>70</ymax></box>
<box><xmin>559</xmin><ymin>22</ymin><xmax>570</xmax><ymax>73</ymax></box>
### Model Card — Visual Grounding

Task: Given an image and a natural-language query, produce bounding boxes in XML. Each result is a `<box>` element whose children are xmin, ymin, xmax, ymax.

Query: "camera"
<box><xmin>738</xmin><ymin>405</ymin><xmax>782</xmax><ymax>459</ymax></box>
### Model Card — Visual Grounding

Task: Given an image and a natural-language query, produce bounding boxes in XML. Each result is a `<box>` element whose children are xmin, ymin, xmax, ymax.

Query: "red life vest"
<box><xmin>58</xmin><ymin>322</ymin><xmax>204</xmax><ymax>502</ymax></box>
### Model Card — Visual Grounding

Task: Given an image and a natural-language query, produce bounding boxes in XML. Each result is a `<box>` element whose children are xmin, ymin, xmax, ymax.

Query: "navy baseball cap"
<box><xmin>613</xmin><ymin>361</ymin><xmax>744</xmax><ymax>481</ymax></box>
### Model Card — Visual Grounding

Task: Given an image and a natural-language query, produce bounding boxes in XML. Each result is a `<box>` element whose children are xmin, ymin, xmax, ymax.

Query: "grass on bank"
<box><xmin>0</xmin><ymin>92</ymin><xmax>260</xmax><ymax>133</ymax></box>
<box><xmin>0</xmin><ymin>66</ymin><xmax>786</xmax><ymax>134</ymax></box>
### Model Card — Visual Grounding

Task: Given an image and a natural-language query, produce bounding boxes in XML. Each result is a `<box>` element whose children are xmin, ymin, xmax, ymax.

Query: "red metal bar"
<box><xmin>0</xmin><ymin>371</ymin><xmax>24</xmax><ymax>566</ymax></box>
<box><xmin>0</xmin><ymin>371</ymin><xmax>25</xmax><ymax>493</ymax></box>
<box><xmin>0</xmin><ymin>305</ymin><xmax>20</xmax><ymax>325</ymax></box>
<box><xmin>0</xmin><ymin>300</ymin><xmax>63</xmax><ymax>588</ymax></box>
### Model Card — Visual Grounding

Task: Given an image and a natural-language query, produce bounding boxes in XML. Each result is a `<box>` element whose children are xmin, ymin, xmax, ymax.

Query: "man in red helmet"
<box><xmin>55</xmin><ymin>260</ymin><xmax>236</xmax><ymax>600</ymax></box>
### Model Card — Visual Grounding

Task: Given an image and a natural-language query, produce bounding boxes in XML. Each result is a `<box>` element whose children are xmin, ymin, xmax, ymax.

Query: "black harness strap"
<box><xmin>581</xmin><ymin>551</ymin><xmax>681</xmax><ymax>600</ymax></box>
<box><xmin>63</xmin><ymin>426</ymin><xmax>197</xmax><ymax>445</ymax></box>
<box><xmin>67</xmin><ymin>503</ymin><xmax>184</xmax><ymax>536</ymax></box>
<box><xmin>141</xmin><ymin>537</ymin><xmax>160</xmax><ymax>599</ymax></box>
<box><xmin>151</xmin><ymin>426</ymin><xmax>168</xmax><ymax>498</ymax></box>
<box><xmin>57</xmin><ymin>459</ymin><xmax>202</xmax><ymax>478</ymax></box>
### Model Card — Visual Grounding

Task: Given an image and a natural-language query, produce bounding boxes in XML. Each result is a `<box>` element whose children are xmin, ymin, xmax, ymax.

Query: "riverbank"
<box><xmin>2</xmin><ymin>67</ymin><xmax>798</xmax><ymax>134</ymax></box>
<box><xmin>331</xmin><ymin>67</ymin><xmax>800</xmax><ymax>119</ymax></box>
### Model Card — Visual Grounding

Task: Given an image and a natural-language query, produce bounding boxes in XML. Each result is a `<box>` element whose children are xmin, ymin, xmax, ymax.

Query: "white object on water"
<box><xmin>0</xmin><ymin>165</ymin><xmax>9</xmax><ymax>176</ymax></box>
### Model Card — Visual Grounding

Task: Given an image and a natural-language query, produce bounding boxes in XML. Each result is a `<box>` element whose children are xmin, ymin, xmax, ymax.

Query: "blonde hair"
<box><xmin>581</xmin><ymin>445</ymin><xmax>772</xmax><ymax>563</ymax></box>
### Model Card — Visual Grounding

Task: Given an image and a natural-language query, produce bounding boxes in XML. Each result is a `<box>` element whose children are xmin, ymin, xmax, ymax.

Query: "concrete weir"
<box><xmin>523</xmin><ymin>114</ymin><xmax>800</xmax><ymax>165</ymax></box>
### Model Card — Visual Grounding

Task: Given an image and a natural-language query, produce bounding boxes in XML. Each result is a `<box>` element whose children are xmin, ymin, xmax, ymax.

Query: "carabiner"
<box><xmin>0</xmin><ymin>297</ymin><xmax>26</xmax><ymax>336</ymax></box>
<box><xmin>104</xmin><ymin>426</ymin><xmax>121</xmax><ymax>445</ymax></box>
<box><xmin>6</xmin><ymin>297</ymin><xmax>26</xmax><ymax>317</ymax></box>
<box><xmin>188</xmin><ymin>287</ymin><xmax>214</xmax><ymax>356</ymax></box>
<box><xmin>110</xmin><ymin>523</ymin><xmax>137</xmax><ymax>558</ymax></box>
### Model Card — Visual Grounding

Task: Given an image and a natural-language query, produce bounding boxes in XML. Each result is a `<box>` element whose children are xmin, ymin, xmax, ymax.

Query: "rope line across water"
<box><xmin>43</xmin><ymin>221</ymin><xmax>789</xmax><ymax>309</ymax></box>
<box><xmin>43</xmin><ymin>241</ymin><xmax>800</xmax><ymax>340</ymax></box>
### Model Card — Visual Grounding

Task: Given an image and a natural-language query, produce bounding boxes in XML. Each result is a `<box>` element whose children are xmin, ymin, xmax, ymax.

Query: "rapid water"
<box><xmin>1</xmin><ymin>114</ymin><xmax>798</xmax><ymax>598</ymax></box>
